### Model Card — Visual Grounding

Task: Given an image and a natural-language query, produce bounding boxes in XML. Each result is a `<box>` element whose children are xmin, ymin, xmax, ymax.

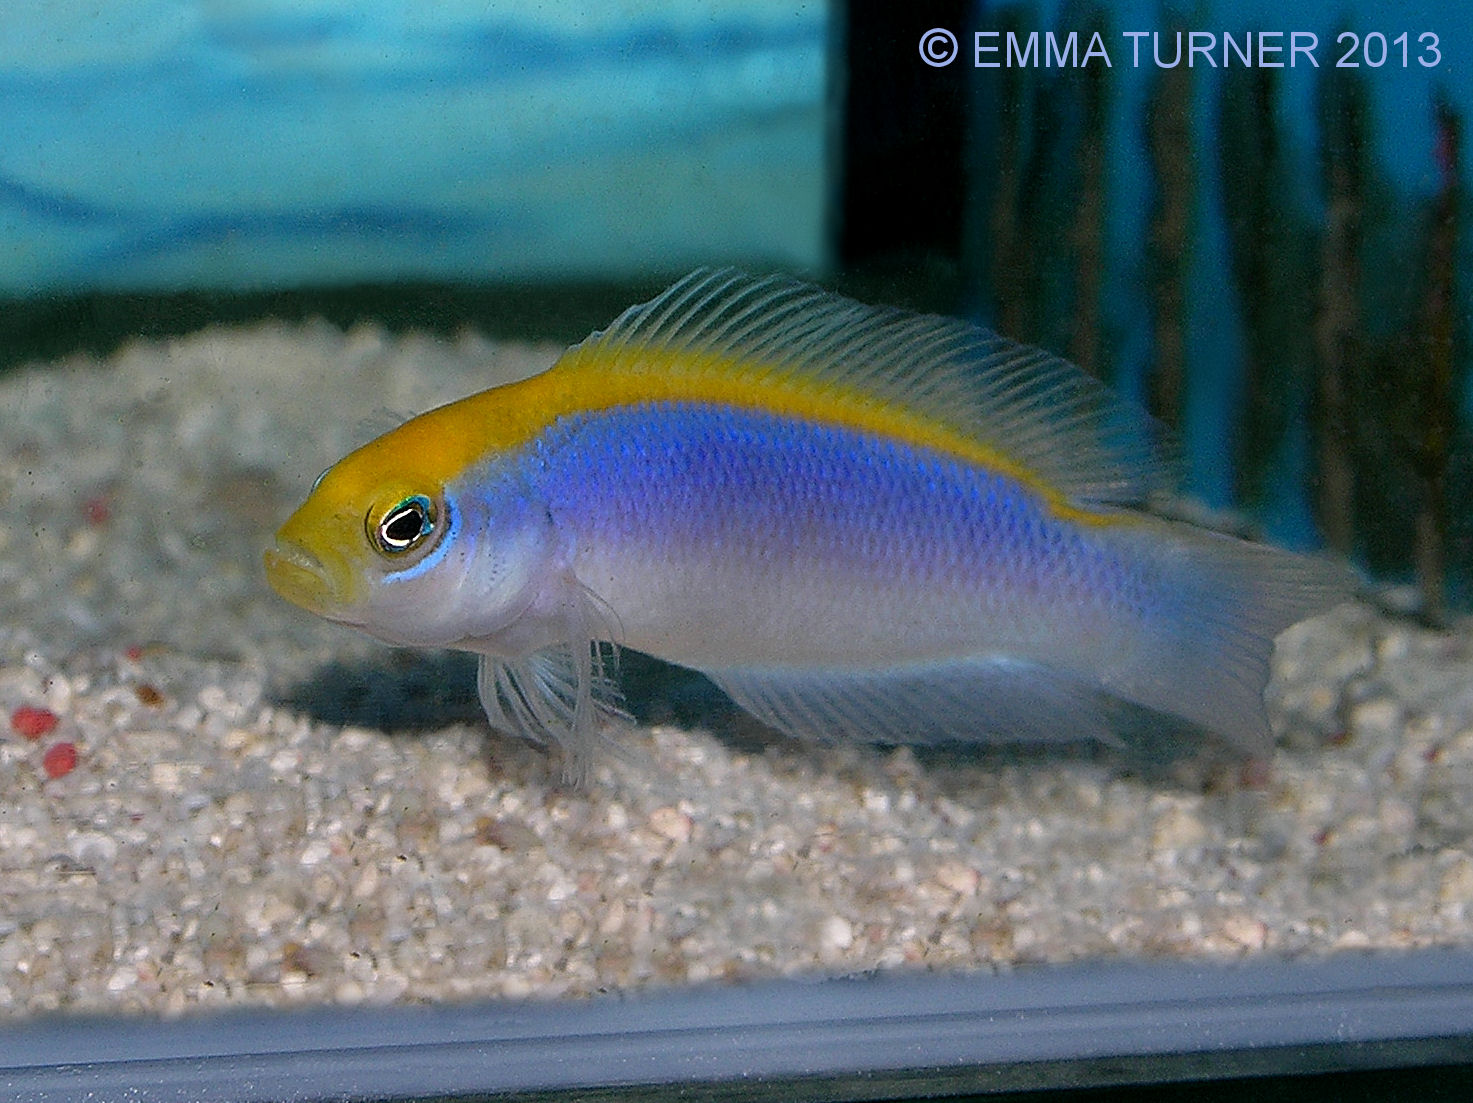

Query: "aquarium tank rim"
<box><xmin>1</xmin><ymin>947</ymin><xmax>1471</xmax><ymax>1101</ymax></box>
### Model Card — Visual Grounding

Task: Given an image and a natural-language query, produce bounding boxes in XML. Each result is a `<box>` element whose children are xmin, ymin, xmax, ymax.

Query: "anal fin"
<box><xmin>705</xmin><ymin>656</ymin><xmax>1131</xmax><ymax>748</ymax></box>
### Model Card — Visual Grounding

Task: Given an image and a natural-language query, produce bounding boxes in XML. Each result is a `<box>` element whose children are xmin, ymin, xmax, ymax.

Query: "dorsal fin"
<box><xmin>576</xmin><ymin>268</ymin><xmax>1167</xmax><ymax>506</ymax></box>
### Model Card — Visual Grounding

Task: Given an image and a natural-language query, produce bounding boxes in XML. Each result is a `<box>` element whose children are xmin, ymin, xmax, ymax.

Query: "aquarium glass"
<box><xmin>1</xmin><ymin>0</ymin><xmax>1471</xmax><ymax>1097</ymax></box>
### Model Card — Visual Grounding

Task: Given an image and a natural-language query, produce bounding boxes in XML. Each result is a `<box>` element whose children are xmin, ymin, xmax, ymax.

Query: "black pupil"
<box><xmin>384</xmin><ymin>505</ymin><xmax>425</xmax><ymax>546</ymax></box>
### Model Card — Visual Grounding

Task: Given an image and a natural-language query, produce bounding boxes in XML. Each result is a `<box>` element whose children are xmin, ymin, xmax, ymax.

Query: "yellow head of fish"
<box><xmin>264</xmin><ymin>395</ymin><xmax>561</xmax><ymax>653</ymax></box>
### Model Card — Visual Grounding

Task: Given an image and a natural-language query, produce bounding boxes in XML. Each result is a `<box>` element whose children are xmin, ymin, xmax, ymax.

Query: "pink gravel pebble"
<box><xmin>10</xmin><ymin>706</ymin><xmax>59</xmax><ymax>740</ymax></box>
<box><xmin>42</xmin><ymin>741</ymin><xmax>78</xmax><ymax>779</ymax></box>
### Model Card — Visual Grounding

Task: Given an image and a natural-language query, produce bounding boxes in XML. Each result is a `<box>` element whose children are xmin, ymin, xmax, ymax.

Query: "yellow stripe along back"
<box><xmin>365</xmin><ymin>340</ymin><xmax>1130</xmax><ymax>530</ymax></box>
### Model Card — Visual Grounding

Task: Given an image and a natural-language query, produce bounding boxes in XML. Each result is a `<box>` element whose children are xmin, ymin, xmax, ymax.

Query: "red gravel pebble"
<box><xmin>42</xmin><ymin>741</ymin><xmax>78</xmax><ymax>778</ymax></box>
<box><xmin>83</xmin><ymin>495</ymin><xmax>112</xmax><ymax>526</ymax></box>
<box><xmin>10</xmin><ymin>706</ymin><xmax>59</xmax><ymax>740</ymax></box>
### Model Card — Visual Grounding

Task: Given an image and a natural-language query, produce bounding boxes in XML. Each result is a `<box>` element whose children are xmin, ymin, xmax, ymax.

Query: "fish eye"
<box><xmin>371</xmin><ymin>494</ymin><xmax>437</xmax><ymax>556</ymax></box>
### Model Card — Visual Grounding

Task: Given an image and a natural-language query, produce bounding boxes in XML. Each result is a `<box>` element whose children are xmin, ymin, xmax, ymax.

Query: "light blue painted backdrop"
<box><xmin>0</xmin><ymin>1</ymin><xmax>828</xmax><ymax>295</ymax></box>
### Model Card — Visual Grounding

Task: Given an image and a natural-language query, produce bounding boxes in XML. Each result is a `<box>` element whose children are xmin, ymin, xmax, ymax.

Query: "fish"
<box><xmin>264</xmin><ymin>269</ymin><xmax>1349</xmax><ymax>776</ymax></box>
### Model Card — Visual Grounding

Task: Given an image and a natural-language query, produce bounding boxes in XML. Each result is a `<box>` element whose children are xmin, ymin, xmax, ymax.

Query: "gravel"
<box><xmin>0</xmin><ymin>320</ymin><xmax>1470</xmax><ymax>1021</ymax></box>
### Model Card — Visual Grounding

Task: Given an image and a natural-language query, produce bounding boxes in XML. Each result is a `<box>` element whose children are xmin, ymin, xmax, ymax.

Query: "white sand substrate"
<box><xmin>0</xmin><ymin>321</ymin><xmax>1470</xmax><ymax>1020</ymax></box>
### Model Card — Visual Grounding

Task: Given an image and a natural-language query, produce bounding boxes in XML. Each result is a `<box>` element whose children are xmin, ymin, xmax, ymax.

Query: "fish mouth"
<box><xmin>263</xmin><ymin>540</ymin><xmax>353</xmax><ymax>615</ymax></box>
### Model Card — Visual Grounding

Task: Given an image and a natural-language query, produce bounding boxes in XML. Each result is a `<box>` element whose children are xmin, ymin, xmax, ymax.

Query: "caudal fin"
<box><xmin>1100</xmin><ymin>519</ymin><xmax>1354</xmax><ymax>755</ymax></box>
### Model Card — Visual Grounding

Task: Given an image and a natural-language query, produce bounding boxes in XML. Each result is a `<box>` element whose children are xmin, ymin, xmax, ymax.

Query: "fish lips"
<box><xmin>263</xmin><ymin>539</ymin><xmax>360</xmax><ymax>617</ymax></box>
